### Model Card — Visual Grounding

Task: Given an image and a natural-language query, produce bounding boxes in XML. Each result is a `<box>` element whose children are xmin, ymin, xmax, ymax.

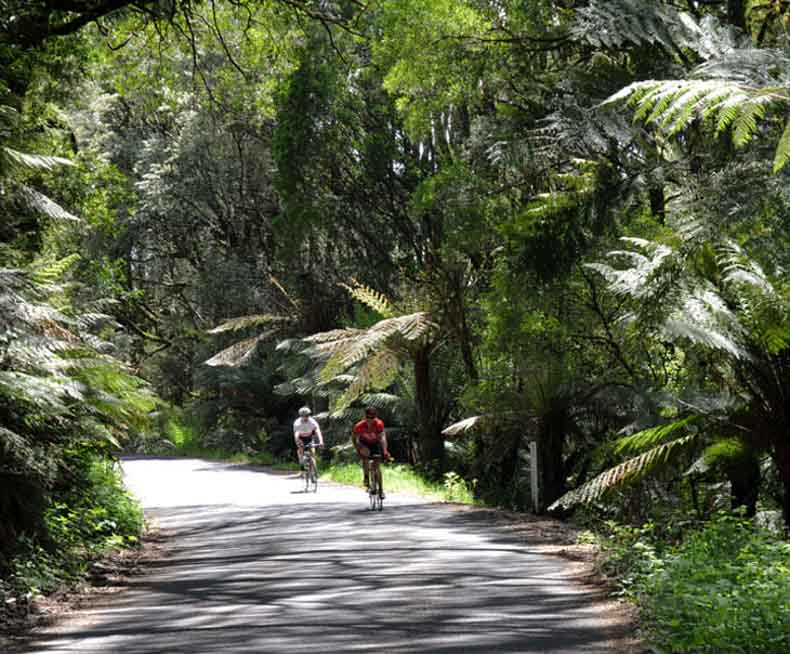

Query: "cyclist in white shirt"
<box><xmin>293</xmin><ymin>406</ymin><xmax>324</xmax><ymax>468</ymax></box>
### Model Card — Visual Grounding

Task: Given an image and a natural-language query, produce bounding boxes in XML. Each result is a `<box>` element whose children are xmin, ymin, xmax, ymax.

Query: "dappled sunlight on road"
<box><xmin>24</xmin><ymin>458</ymin><xmax>626</xmax><ymax>653</ymax></box>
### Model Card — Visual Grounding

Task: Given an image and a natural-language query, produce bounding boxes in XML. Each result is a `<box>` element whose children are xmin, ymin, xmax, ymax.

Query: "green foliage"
<box><xmin>634</xmin><ymin>514</ymin><xmax>790</xmax><ymax>653</ymax></box>
<box><xmin>605</xmin><ymin>48</ymin><xmax>790</xmax><ymax>170</ymax></box>
<box><xmin>1</xmin><ymin>452</ymin><xmax>142</xmax><ymax>603</ymax></box>
<box><xmin>321</xmin><ymin>461</ymin><xmax>477</xmax><ymax>504</ymax></box>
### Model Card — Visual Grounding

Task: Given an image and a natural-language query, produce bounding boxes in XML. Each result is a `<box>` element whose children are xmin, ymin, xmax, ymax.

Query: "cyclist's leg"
<box><xmin>368</xmin><ymin>457</ymin><xmax>379</xmax><ymax>493</ymax></box>
<box><xmin>359</xmin><ymin>450</ymin><xmax>370</xmax><ymax>487</ymax></box>
<box><xmin>309</xmin><ymin>447</ymin><xmax>317</xmax><ymax>481</ymax></box>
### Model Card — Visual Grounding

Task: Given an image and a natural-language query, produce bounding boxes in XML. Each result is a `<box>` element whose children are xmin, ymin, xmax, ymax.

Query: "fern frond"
<box><xmin>664</xmin><ymin>286</ymin><xmax>748</xmax><ymax>358</ymax></box>
<box><xmin>717</xmin><ymin>241</ymin><xmax>775</xmax><ymax>294</ymax></box>
<box><xmin>318</xmin><ymin>312</ymin><xmax>434</xmax><ymax>382</ymax></box>
<box><xmin>686</xmin><ymin>437</ymin><xmax>747</xmax><ymax>475</ymax></box>
<box><xmin>2</xmin><ymin>147</ymin><xmax>74</xmax><ymax>172</ymax></box>
<box><xmin>20</xmin><ymin>186</ymin><xmax>80</xmax><ymax>222</ymax></box>
<box><xmin>31</xmin><ymin>254</ymin><xmax>82</xmax><ymax>284</ymax></box>
<box><xmin>615</xmin><ymin>416</ymin><xmax>697</xmax><ymax>455</ymax></box>
<box><xmin>584</xmin><ymin>241</ymin><xmax>674</xmax><ymax>299</ymax></box>
<box><xmin>572</xmin><ymin>0</ymin><xmax>703</xmax><ymax>56</ymax></box>
<box><xmin>207</xmin><ymin>314</ymin><xmax>289</xmax><ymax>334</ymax></box>
<box><xmin>0</xmin><ymin>370</ymin><xmax>85</xmax><ymax>409</ymax></box>
<box><xmin>549</xmin><ymin>435</ymin><xmax>696</xmax><ymax>510</ymax></box>
<box><xmin>203</xmin><ymin>331</ymin><xmax>277</xmax><ymax>367</ymax></box>
<box><xmin>331</xmin><ymin>350</ymin><xmax>401</xmax><ymax>413</ymax></box>
<box><xmin>442</xmin><ymin>415</ymin><xmax>488</xmax><ymax>437</ymax></box>
<box><xmin>773</xmin><ymin>120</ymin><xmax>790</xmax><ymax>172</ymax></box>
<box><xmin>605</xmin><ymin>77</ymin><xmax>790</xmax><ymax>157</ymax></box>
<box><xmin>340</xmin><ymin>281</ymin><xmax>397</xmax><ymax>318</ymax></box>
<box><xmin>303</xmin><ymin>327</ymin><xmax>366</xmax><ymax>344</ymax></box>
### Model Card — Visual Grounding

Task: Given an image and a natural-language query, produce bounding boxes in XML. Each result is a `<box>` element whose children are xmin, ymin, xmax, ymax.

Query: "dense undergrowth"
<box><xmin>0</xmin><ymin>452</ymin><xmax>143</xmax><ymax>616</ymax></box>
<box><xmin>587</xmin><ymin>513</ymin><xmax>790</xmax><ymax>654</ymax></box>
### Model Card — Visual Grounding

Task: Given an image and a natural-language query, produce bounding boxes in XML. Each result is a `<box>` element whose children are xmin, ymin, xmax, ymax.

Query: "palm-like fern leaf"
<box><xmin>331</xmin><ymin>349</ymin><xmax>401</xmax><ymax>413</ymax></box>
<box><xmin>203</xmin><ymin>330</ymin><xmax>278</xmax><ymax>367</ymax></box>
<box><xmin>717</xmin><ymin>241</ymin><xmax>774</xmax><ymax>294</ymax></box>
<box><xmin>584</xmin><ymin>238</ymin><xmax>674</xmax><ymax>299</ymax></box>
<box><xmin>317</xmin><ymin>312</ymin><xmax>434</xmax><ymax>382</ymax></box>
<box><xmin>207</xmin><ymin>313</ymin><xmax>290</xmax><ymax>334</ymax></box>
<box><xmin>615</xmin><ymin>416</ymin><xmax>697</xmax><ymax>455</ymax></box>
<box><xmin>773</xmin><ymin>120</ymin><xmax>790</xmax><ymax>173</ymax></box>
<box><xmin>605</xmin><ymin>70</ymin><xmax>790</xmax><ymax>170</ymax></box>
<box><xmin>571</xmin><ymin>0</ymin><xmax>704</xmax><ymax>55</ymax></box>
<box><xmin>549</xmin><ymin>434</ymin><xmax>696</xmax><ymax>510</ymax></box>
<box><xmin>340</xmin><ymin>281</ymin><xmax>397</xmax><ymax>318</ymax></box>
<box><xmin>442</xmin><ymin>415</ymin><xmax>493</xmax><ymax>437</ymax></box>
<box><xmin>1</xmin><ymin>147</ymin><xmax>74</xmax><ymax>173</ymax></box>
<box><xmin>663</xmin><ymin>286</ymin><xmax>748</xmax><ymax>359</ymax></box>
<box><xmin>20</xmin><ymin>186</ymin><xmax>80</xmax><ymax>222</ymax></box>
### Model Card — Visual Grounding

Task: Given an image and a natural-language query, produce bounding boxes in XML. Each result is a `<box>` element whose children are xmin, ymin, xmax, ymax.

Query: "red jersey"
<box><xmin>353</xmin><ymin>418</ymin><xmax>385</xmax><ymax>445</ymax></box>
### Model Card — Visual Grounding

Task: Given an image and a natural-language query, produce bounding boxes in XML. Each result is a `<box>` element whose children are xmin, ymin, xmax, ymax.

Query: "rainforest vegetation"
<box><xmin>2</xmin><ymin>1</ymin><xmax>790</xmax><ymax>650</ymax></box>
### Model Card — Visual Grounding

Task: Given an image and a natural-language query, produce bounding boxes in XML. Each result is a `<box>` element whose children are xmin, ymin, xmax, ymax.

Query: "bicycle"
<box><xmin>367</xmin><ymin>453</ymin><xmax>384</xmax><ymax>511</ymax></box>
<box><xmin>300</xmin><ymin>442</ymin><xmax>319</xmax><ymax>493</ymax></box>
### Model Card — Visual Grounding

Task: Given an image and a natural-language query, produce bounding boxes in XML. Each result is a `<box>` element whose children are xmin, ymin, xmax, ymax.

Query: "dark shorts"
<box><xmin>359</xmin><ymin>439</ymin><xmax>382</xmax><ymax>457</ymax></box>
<box><xmin>299</xmin><ymin>435</ymin><xmax>318</xmax><ymax>448</ymax></box>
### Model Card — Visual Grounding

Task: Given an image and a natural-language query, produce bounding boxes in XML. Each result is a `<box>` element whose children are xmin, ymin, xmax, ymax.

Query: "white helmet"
<box><xmin>298</xmin><ymin>406</ymin><xmax>311</xmax><ymax>417</ymax></box>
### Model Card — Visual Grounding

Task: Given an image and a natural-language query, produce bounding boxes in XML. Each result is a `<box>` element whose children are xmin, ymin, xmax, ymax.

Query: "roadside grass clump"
<box><xmin>321</xmin><ymin>462</ymin><xmax>477</xmax><ymax>503</ymax></box>
<box><xmin>1</xmin><ymin>452</ymin><xmax>143</xmax><ymax>605</ymax></box>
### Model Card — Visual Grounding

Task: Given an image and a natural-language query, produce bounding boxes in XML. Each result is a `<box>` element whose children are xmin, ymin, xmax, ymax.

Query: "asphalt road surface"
<box><xmin>23</xmin><ymin>458</ymin><xmax>629</xmax><ymax>653</ymax></box>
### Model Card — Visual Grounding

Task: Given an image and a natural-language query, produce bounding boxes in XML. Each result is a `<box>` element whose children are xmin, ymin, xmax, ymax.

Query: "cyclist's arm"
<box><xmin>381</xmin><ymin>431</ymin><xmax>390</xmax><ymax>458</ymax></box>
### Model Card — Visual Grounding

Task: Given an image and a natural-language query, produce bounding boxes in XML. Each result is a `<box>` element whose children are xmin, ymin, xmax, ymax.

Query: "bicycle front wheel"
<box><xmin>309</xmin><ymin>461</ymin><xmax>318</xmax><ymax>492</ymax></box>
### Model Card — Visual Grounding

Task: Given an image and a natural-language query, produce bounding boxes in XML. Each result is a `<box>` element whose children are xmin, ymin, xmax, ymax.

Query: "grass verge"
<box><xmin>320</xmin><ymin>462</ymin><xmax>477</xmax><ymax>504</ymax></box>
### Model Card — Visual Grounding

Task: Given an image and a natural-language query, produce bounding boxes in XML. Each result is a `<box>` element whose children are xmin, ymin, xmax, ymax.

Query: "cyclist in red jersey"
<box><xmin>352</xmin><ymin>406</ymin><xmax>390</xmax><ymax>490</ymax></box>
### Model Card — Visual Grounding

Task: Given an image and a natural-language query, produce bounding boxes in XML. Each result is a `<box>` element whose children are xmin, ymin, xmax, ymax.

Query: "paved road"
<box><xmin>24</xmin><ymin>458</ymin><xmax>627</xmax><ymax>653</ymax></box>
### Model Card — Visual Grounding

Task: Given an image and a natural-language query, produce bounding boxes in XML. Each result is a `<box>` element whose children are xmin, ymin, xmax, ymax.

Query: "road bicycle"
<box><xmin>300</xmin><ymin>442</ymin><xmax>319</xmax><ymax>493</ymax></box>
<box><xmin>367</xmin><ymin>453</ymin><xmax>384</xmax><ymax>511</ymax></box>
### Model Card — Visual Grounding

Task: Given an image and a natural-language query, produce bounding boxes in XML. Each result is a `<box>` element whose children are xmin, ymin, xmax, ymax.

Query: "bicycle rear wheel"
<box><xmin>368</xmin><ymin>476</ymin><xmax>377</xmax><ymax>510</ymax></box>
<box><xmin>375</xmin><ymin>468</ymin><xmax>383</xmax><ymax>511</ymax></box>
<box><xmin>308</xmin><ymin>459</ymin><xmax>318</xmax><ymax>492</ymax></box>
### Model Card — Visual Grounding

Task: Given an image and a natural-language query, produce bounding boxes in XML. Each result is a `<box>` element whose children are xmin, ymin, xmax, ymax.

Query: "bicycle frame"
<box><xmin>367</xmin><ymin>454</ymin><xmax>383</xmax><ymax>511</ymax></box>
<box><xmin>300</xmin><ymin>443</ymin><xmax>318</xmax><ymax>493</ymax></box>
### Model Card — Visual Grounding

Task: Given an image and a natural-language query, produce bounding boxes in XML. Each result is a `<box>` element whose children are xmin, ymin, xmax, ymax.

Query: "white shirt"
<box><xmin>293</xmin><ymin>416</ymin><xmax>322</xmax><ymax>440</ymax></box>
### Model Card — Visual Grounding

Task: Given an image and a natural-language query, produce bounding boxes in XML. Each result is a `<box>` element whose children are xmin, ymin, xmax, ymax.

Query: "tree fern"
<box><xmin>332</xmin><ymin>350</ymin><xmax>401</xmax><ymax>412</ymax></box>
<box><xmin>207</xmin><ymin>313</ymin><xmax>291</xmax><ymax>334</ymax></box>
<box><xmin>1</xmin><ymin>146</ymin><xmax>74</xmax><ymax>174</ymax></box>
<box><xmin>204</xmin><ymin>330</ymin><xmax>279</xmax><ymax>367</ymax></box>
<box><xmin>312</xmin><ymin>312</ymin><xmax>435</xmax><ymax>383</ymax></box>
<box><xmin>604</xmin><ymin>48</ymin><xmax>790</xmax><ymax>170</ymax></box>
<box><xmin>340</xmin><ymin>280</ymin><xmax>397</xmax><ymax>318</ymax></box>
<box><xmin>615</xmin><ymin>415</ymin><xmax>698</xmax><ymax>455</ymax></box>
<box><xmin>571</xmin><ymin>0</ymin><xmax>704</xmax><ymax>57</ymax></box>
<box><xmin>549</xmin><ymin>433</ymin><xmax>696</xmax><ymax>510</ymax></box>
<box><xmin>773</xmin><ymin>120</ymin><xmax>790</xmax><ymax>172</ymax></box>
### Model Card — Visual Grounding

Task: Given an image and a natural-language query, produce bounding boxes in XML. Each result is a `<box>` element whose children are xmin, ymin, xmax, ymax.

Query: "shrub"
<box><xmin>635</xmin><ymin>513</ymin><xmax>790</xmax><ymax>653</ymax></box>
<box><xmin>1</xmin><ymin>453</ymin><xmax>143</xmax><ymax>605</ymax></box>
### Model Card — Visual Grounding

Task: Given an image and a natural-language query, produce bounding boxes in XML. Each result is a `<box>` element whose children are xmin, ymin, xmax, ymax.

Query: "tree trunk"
<box><xmin>414</xmin><ymin>345</ymin><xmax>444</xmax><ymax>468</ymax></box>
<box><xmin>772</xmin><ymin>438</ymin><xmax>790</xmax><ymax>528</ymax></box>
<box><xmin>726</xmin><ymin>451</ymin><xmax>761</xmax><ymax>517</ymax></box>
<box><xmin>727</xmin><ymin>0</ymin><xmax>746</xmax><ymax>29</ymax></box>
<box><xmin>537</xmin><ymin>410</ymin><xmax>567</xmax><ymax>512</ymax></box>
<box><xmin>649</xmin><ymin>185</ymin><xmax>665</xmax><ymax>223</ymax></box>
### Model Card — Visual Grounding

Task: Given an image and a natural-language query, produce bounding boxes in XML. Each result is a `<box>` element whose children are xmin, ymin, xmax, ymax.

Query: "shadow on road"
<box><xmin>24</xmin><ymin>501</ymin><xmax>628</xmax><ymax>653</ymax></box>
